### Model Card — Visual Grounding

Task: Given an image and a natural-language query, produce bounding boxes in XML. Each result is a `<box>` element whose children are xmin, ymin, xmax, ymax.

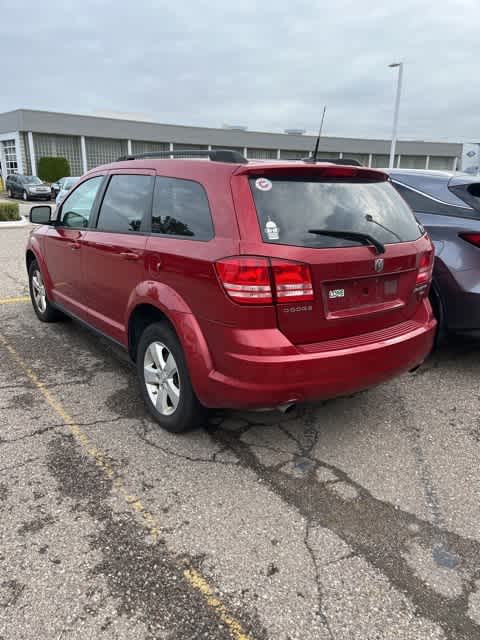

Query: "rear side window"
<box><xmin>392</xmin><ymin>172</ymin><xmax>463</xmax><ymax>206</ymax></box>
<box><xmin>250</xmin><ymin>178</ymin><xmax>422</xmax><ymax>248</ymax></box>
<box><xmin>448</xmin><ymin>182</ymin><xmax>480</xmax><ymax>213</ymax></box>
<box><xmin>151</xmin><ymin>177</ymin><xmax>214</xmax><ymax>240</ymax></box>
<box><xmin>392</xmin><ymin>182</ymin><xmax>475</xmax><ymax>217</ymax></box>
<box><xmin>97</xmin><ymin>174</ymin><xmax>154</xmax><ymax>233</ymax></box>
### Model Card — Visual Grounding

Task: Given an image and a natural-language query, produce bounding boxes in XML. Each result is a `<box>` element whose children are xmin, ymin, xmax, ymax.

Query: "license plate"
<box><xmin>328</xmin><ymin>288</ymin><xmax>345</xmax><ymax>299</ymax></box>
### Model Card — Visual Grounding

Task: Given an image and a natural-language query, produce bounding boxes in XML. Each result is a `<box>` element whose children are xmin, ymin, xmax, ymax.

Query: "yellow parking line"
<box><xmin>0</xmin><ymin>332</ymin><xmax>253</xmax><ymax>640</ymax></box>
<box><xmin>0</xmin><ymin>296</ymin><xmax>30</xmax><ymax>305</ymax></box>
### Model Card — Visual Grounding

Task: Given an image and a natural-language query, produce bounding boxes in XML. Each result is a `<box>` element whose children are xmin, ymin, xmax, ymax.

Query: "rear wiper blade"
<box><xmin>365</xmin><ymin>214</ymin><xmax>402</xmax><ymax>242</ymax></box>
<box><xmin>307</xmin><ymin>229</ymin><xmax>385</xmax><ymax>254</ymax></box>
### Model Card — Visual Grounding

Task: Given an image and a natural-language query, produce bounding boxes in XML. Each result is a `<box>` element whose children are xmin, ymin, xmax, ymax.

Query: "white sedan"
<box><xmin>55</xmin><ymin>176</ymin><xmax>80</xmax><ymax>204</ymax></box>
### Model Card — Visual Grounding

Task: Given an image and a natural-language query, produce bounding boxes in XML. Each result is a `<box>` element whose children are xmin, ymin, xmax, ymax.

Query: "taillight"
<box><xmin>215</xmin><ymin>256</ymin><xmax>272</xmax><ymax>304</ymax></box>
<box><xmin>460</xmin><ymin>233</ymin><xmax>480</xmax><ymax>247</ymax></box>
<box><xmin>215</xmin><ymin>257</ymin><xmax>314</xmax><ymax>305</ymax></box>
<box><xmin>271</xmin><ymin>259</ymin><xmax>314</xmax><ymax>303</ymax></box>
<box><xmin>415</xmin><ymin>250</ymin><xmax>433</xmax><ymax>296</ymax></box>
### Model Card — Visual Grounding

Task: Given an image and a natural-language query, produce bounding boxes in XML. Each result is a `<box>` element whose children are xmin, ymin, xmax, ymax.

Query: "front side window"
<box><xmin>96</xmin><ymin>174</ymin><xmax>154</xmax><ymax>233</ymax></box>
<box><xmin>151</xmin><ymin>177</ymin><xmax>214</xmax><ymax>240</ymax></box>
<box><xmin>250</xmin><ymin>177</ymin><xmax>422</xmax><ymax>248</ymax></box>
<box><xmin>60</xmin><ymin>176</ymin><xmax>103</xmax><ymax>228</ymax></box>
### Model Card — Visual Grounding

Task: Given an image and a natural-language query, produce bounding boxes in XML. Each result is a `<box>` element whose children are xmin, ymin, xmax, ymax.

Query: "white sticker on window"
<box><xmin>265</xmin><ymin>217</ymin><xmax>280</xmax><ymax>240</ymax></box>
<box><xmin>255</xmin><ymin>178</ymin><xmax>272</xmax><ymax>192</ymax></box>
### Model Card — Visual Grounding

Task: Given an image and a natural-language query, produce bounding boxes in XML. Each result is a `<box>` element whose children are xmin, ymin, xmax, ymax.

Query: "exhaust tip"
<box><xmin>277</xmin><ymin>402</ymin><xmax>297</xmax><ymax>414</ymax></box>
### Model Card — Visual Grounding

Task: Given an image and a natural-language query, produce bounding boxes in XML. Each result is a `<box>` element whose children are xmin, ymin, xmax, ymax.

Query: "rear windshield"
<box><xmin>249</xmin><ymin>177</ymin><xmax>422</xmax><ymax>248</ymax></box>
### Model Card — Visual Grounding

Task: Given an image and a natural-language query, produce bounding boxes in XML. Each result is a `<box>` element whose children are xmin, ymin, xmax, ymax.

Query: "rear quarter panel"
<box><xmin>418</xmin><ymin>211</ymin><xmax>480</xmax><ymax>329</ymax></box>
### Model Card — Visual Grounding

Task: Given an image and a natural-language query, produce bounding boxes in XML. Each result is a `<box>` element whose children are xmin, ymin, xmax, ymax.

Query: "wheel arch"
<box><xmin>128</xmin><ymin>303</ymin><xmax>177</xmax><ymax>361</ymax></box>
<box><xmin>126</xmin><ymin>296</ymin><xmax>214</xmax><ymax>406</ymax></box>
<box><xmin>26</xmin><ymin>249</ymin><xmax>36</xmax><ymax>273</ymax></box>
<box><xmin>429</xmin><ymin>278</ymin><xmax>446</xmax><ymax>340</ymax></box>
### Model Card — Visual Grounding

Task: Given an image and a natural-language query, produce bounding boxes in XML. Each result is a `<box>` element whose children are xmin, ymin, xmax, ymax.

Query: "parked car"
<box><xmin>55</xmin><ymin>176</ymin><xmax>80</xmax><ymax>204</ymax></box>
<box><xmin>386</xmin><ymin>169</ymin><xmax>480</xmax><ymax>340</ymax></box>
<box><xmin>26</xmin><ymin>150</ymin><xmax>435</xmax><ymax>433</ymax></box>
<box><xmin>51</xmin><ymin>177</ymin><xmax>68</xmax><ymax>198</ymax></box>
<box><xmin>6</xmin><ymin>174</ymin><xmax>52</xmax><ymax>201</ymax></box>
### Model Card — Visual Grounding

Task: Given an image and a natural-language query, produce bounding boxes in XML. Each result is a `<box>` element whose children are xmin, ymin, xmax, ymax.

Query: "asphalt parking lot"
<box><xmin>1</xmin><ymin>221</ymin><xmax>480</xmax><ymax>640</ymax></box>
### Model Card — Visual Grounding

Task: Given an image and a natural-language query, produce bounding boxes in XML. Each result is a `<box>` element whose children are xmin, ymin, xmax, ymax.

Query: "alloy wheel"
<box><xmin>143</xmin><ymin>341</ymin><xmax>181</xmax><ymax>415</ymax></box>
<box><xmin>31</xmin><ymin>269</ymin><xmax>47</xmax><ymax>313</ymax></box>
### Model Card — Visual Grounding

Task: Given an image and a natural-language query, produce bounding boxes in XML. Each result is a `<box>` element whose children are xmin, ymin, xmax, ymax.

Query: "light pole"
<box><xmin>388</xmin><ymin>62</ymin><xmax>403</xmax><ymax>169</ymax></box>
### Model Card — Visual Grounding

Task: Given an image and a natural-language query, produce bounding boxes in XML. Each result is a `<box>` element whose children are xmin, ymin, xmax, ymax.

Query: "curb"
<box><xmin>0</xmin><ymin>216</ymin><xmax>31</xmax><ymax>229</ymax></box>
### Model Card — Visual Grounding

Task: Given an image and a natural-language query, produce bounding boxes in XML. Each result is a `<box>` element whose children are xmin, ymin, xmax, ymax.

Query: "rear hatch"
<box><xmin>232</xmin><ymin>164</ymin><xmax>430</xmax><ymax>345</ymax></box>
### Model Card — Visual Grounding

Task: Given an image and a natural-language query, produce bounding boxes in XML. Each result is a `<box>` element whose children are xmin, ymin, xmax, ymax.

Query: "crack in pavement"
<box><xmin>45</xmin><ymin>434</ymin><xmax>266</xmax><ymax>640</ymax></box>
<box><xmin>0</xmin><ymin>457</ymin><xmax>44</xmax><ymax>475</ymax></box>
<box><xmin>303</xmin><ymin>520</ymin><xmax>334</xmax><ymax>640</ymax></box>
<box><xmin>0</xmin><ymin>417</ymin><xmax>126</xmax><ymax>445</ymax></box>
<box><xmin>133</xmin><ymin>420</ymin><xmax>240</xmax><ymax>467</ymax></box>
<box><xmin>393</xmin><ymin>387</ymin><xmax>458</xmax><ymax>569</ymax></box>
<box><xmin>211</xmin><ymin>424</ymin><xmax>480</xmax><ymax>640</ymax></box>
<box><xmin>0</xmin><ymin>424</ymin><xmax>67</xmax><ymax>443</ymax></box>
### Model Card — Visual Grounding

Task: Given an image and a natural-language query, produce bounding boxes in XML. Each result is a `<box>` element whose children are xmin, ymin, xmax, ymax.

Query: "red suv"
<box><xmin>27</xmin><ymin>150</ymin><xmax>436</xmax><ymax>433</ymax></box>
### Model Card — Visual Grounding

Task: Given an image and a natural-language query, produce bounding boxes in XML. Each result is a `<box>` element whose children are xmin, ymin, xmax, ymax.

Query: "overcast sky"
<box><xmin>1</xmin><ymin>0</ymin><xmax>478</xmax><ymax>141</ymax></box>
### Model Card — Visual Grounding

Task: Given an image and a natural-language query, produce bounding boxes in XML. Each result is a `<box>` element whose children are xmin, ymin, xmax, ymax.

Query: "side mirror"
<box><xmin>30</xmin><ymin>205</ymin><xmax>52</xmax><ymax>225</ymax></box>
<box><xmin>63</xmin><ymin>211</ymin><xmax>88</xmax><ymax>228</ymax></box>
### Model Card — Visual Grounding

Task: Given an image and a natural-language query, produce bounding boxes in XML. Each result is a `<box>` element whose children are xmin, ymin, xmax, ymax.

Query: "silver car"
<box><xmin>55</xmin><ymin>176</ymin><xmax>80</xmax><ymax>204</ymax></box>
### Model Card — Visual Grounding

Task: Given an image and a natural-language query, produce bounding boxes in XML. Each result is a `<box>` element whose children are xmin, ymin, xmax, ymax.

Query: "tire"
<box><xmin>28</xmin><ymin>259</ymin><xmax>61</xmax><ymax>322</ymax></box>
<box><xmin>137</xmin><ymin>322</ymin><xmax>207</xmax><ymax>433</ymax></box>
<box><xmin>429</xmin><ymin>283</ymin><xmax>446</xmax><ymax>346</ymax></box>
<box><xmin>22</xmin><ymin>190</ymin><xmax>28</xmax><ymax>201</ymax></box>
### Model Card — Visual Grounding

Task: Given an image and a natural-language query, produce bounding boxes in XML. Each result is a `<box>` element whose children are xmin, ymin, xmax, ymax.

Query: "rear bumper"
<box><xmin>193</xmin><ymin>315</ymin><xmax>436</xmax><ymax>410</ymax></box>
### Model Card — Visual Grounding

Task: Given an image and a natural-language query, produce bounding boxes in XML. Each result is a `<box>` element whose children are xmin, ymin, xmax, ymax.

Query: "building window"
<box><xmin>131</xmin><ymin>140</ymin><xmax>170</xmax><ymax>155</ymax></box>
<box><xmin>171</xmin><ymin>143</ymin><xmax>209</xmax><ymax>159</ymax></box>
<box><xmin>34</xmin><ymin>133</ymin><xmax>83</xmax><ymax>175</ymax></box>
<box><xmin>247</xmin><ymin>148</ymin><xmax>277</xmax><ymax>160</ymax></box>
<box><xmin>429</xmin><ymin>156</ymin><xmax>454</xmax><ymax>170</ymax></box>
<box><xmin>343</xmin><ymin>153</ymin><xmax>369</xmax><ymax>166</ymax></box>
<box><xmin>280</xmin><ymin>150</ymin><xmax>309</xmax><ymax>160</ymax></box>
<box><xmin>85</xmin><ymin>137</ymin><xmax>128</xmax><ymax>170</ymax></box>
<box><xmin>399</xmin><ymin>155</ymin><xmax>427</xmax><ymax>169</ymax></box>
<box><xmin>371</xmin><ymin>154</ymin><xmax>394</xmax><ymax>168</ymax></box>
<box><xmin>211</xmin><ymin>145</ymin><xmax>244</xmax><ymax>154</ymax></box>
<box><xmin>2</xmin><ymin>139</ymin><xmax>18</xmax><ymax>174</ymax></box>
<box><xmin>314</xmin><ymin>152</ymin><xmax>340</xmax><ymax>161</ymax></box>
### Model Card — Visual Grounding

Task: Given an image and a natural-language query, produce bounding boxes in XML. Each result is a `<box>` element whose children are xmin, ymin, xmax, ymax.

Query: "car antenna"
<box><xmin>307</xmin><ymin>106</ymin><xmax>327</xmax><ymax>163</ymax></box>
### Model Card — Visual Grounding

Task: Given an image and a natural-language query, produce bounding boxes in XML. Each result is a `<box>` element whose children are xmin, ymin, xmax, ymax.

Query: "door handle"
<box><xmin>69</xmin><ymin>242</ymin><xmax>81</xmax><ymax>251</ymax></box>
<box><xmin>119</xmin><ymin>252</ymin><xmax>140</xmax><ymax>261</ymax></box>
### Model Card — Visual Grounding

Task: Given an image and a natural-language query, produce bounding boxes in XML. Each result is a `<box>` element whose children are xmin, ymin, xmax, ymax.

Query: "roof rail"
<box><xmin>302</xmin><ymin>157</ymin><xmax>364</xmax><ymax>166</ymax></box>
<box><xmin>116</xmin><ymin>148</ymin><xmax>248</xmax><ymax>164</ymax></box>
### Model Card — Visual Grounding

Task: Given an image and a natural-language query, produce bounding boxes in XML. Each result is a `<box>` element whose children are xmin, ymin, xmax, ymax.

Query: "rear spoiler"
<box><xmin>233</xmin><ymin>163</ymin><xmax>388</xmax><ymax>181</ymax></box>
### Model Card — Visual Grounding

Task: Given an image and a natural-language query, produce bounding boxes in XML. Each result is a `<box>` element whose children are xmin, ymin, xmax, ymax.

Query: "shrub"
<box><xmin>37</xmin><ymin>157</ymin><xmax>71</xmax><ymax>183</ymax></box>
<box><xmin>0</xmin><ymin>202</ymin><xmax>20</xmax><ymax>222</ymax></box>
